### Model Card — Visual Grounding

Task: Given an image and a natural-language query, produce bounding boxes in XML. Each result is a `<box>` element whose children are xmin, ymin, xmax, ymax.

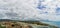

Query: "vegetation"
<box><xmin>0</xmin><ymin>24</ymin><xmax>6</xmax><ymax>28</ymax></box>
<box><xmin>0</xmin><ymin>19</ymin><xmax>58</xmax><ymax>28</ymax></box>
<box><xmin>19</xmin><ymin>21</ymin><xmax>50</xmax><ymax>26</ymax></box>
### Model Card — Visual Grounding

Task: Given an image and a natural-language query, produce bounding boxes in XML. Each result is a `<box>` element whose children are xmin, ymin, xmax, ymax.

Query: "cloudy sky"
<box><xmin>0</xmin><ymin>0</ymin><xmax>60</xmax><ymax>21</ymax></box>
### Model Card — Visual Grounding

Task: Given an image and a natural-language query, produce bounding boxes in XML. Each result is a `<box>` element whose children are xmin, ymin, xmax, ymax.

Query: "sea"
<box><xmin>41</xmin><ymin>21</ymin><xmax>60</xmax><ymax>28</ymax></box>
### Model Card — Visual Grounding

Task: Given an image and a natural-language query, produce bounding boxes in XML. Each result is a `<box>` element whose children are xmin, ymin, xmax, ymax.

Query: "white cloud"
<box><xmin>0</xmin><ymin>0</ymin><xmax>60</xmax><ymax>21</ymax></box>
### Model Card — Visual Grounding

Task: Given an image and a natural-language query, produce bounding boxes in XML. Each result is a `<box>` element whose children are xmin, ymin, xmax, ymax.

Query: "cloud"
<box><xmin>0</xmin><ymin>0</ymin><xmax>60</xmax><ymax>21</ymax></box>
<box><xmin>0</xmin><ymin>0</ymin><xmax>40</xmax><ymax>20</ymax></box>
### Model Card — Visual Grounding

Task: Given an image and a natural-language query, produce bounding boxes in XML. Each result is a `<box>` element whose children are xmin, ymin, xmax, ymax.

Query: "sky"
<box><xmin>0</xmin><ymin>0</ymin><xmax>60</xmax><ymax>21</ymax></box>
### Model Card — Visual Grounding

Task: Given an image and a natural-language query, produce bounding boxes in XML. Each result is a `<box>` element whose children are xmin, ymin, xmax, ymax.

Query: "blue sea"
<box><xmin>41</xmin><ymin>21</ymin><xmax>60</xmax><ymax>28</ymax></box>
